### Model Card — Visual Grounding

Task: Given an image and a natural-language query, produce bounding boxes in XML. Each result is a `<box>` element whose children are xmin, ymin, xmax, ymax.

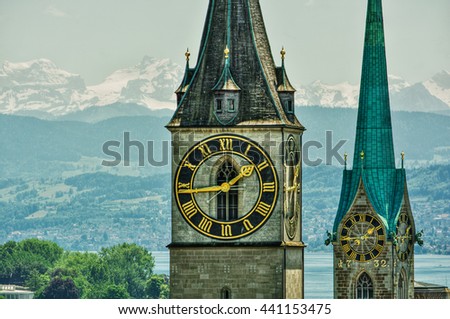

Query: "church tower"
<box><xmin>331</xmin><ymin>0</ymin><xmax>416</xmax><ymax>299</ymax></box>
<box><xmin>167</xmin><ymin>0</ymin><xmax>304</xmax><ymax>299</ymax></box>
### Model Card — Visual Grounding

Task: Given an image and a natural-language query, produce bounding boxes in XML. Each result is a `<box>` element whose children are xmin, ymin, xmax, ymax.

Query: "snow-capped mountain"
<box><xmin>423</xmin><ymin>70</ymin><xmax>450</xmax><ymax>107</ymax></box>
<box><xmin>295</xmin><ymin>73</ymin><xmax>450</xmax><ymax>113</ymax></box>
<box><xmin>0</xmin><ymin>57</ymin><xmax>182</xmax><ymax>117</ymax></box>
<box><xmin>86</xmin><ymin>56</ymin><xmax>182</xmax><ymax>110</ymax></box>
<box><xmin>0</xmin><ymin>57</ymin><xmax>449</xmax><ymax>118</ymax></box>
<box><xmin>0</xmin><ymin>59</ymin><xmax>87</xmax><ymax>116</ymax></box>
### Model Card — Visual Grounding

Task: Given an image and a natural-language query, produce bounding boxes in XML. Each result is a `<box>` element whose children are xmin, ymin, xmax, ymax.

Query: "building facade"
<box><xmin>331</xmin><ymin>0</ymin><xmax>416</xmax><ymax>299</ymax></box>
<box><xmin>167</xmin><ymin>0</ymin><xmax>305</xmax><ymax>299</ymax></box>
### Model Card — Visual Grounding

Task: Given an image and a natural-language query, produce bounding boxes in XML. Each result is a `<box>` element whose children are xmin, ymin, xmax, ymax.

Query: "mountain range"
<box><xmin>1</xmin><ymin>57</ymin><xmax>450</xmax><ymax>120</ymax></box>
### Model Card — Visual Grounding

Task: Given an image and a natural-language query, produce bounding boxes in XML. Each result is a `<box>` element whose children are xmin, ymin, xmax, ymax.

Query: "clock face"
<box><xmin>174</xmin><ymin>134</ymin><xmax>278</xmax><ymax>240</ymax></box>
<box><xmin>396</xmin><ymin>212</ymin><xmax>413</xmax><ymax>261</ymax></box>
<box><xmin>284</xmin><ymin>135</ymin><xmax>300</xmax><ymax>240</ymax></box>
<box><xmin>339</xmin><ymin>213</ymin><xmax>386</xmax><ymax>262</ymax></box>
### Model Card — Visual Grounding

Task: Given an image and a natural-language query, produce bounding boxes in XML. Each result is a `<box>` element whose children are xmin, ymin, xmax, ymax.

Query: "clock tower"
<box><xmin>330</xmin><ymin>0</ymin><xmax>416</xmax><ymax>299</ymax></box>
<box><xmin>167</xmin><ymin>0</ymin><xmax>305</xmax><ymax>299</ymax></box>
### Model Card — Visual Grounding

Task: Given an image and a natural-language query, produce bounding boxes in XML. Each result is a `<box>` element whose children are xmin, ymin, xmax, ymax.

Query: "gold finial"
<box><xmin>360</xmin><ymin>150</ymin><xmax>365</xmax><ymax>160</ymax></box>
<box><xmin>185</xmin><ymin>48</ymin><xmax>190</xmax><ymax>61</ymax></box>
<box><xmin>401</xmin><ymin>151</ymin><xmax>405</xmax><ymax>168</ymax></box>
<box><xmin>224</xmin><ymin>46</ymin><xmax>230</xmax><ymax>59</ymax></box>
<box><xmin>344</xmin><ymin>152</ymin><xmax>348</xmax><ymax>169</ymax></box>
<box><xmin>281</xmin><ymin>46</ymin><xmax>286</xmax><ymax>61</ymax></box>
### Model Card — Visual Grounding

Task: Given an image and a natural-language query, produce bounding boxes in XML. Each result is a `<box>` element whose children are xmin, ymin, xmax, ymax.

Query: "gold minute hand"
<box><xmin>228</xmin><ymin>165</ymin><xmax>255</xmax><ymax>186</ymax></box>
<box><xmin>178</xmin><ymin>185</ymin><xmax>223</xmax><ymax>194</ymax></box>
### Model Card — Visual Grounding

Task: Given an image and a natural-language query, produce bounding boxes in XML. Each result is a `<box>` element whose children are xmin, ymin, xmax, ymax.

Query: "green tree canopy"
<box><xmin>100</xmin><ymin>243</ymin><xmax>155</xmax><ymax>298</ymax></box>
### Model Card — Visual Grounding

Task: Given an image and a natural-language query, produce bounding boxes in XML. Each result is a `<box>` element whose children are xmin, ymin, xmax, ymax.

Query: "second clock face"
<box><xmin>339</xmin><ymin>213</ymin><xmax>386</xmax><ymax>262</ymax></box>
<box><xmin>174</xmin><ymin>134</ymin><xmax>278</xmax><ymax>240</ymax></box>
<box><xmin>396</xmin><ymin>212</ymin><xmax>413</xmax><ymax>262</ymax></box>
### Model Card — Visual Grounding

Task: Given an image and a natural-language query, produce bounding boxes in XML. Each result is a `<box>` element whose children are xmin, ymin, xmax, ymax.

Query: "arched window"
<box><xmin>221</xmin><ymin>287</ymin><xmax>231</xmax><ymax>299</ymax></box>
<box><xmin>356</xmin><ymin>272</ymin><xmax>374</xmax><ymax>299</ymax></box>
<box><xmin>217</xmin><ymin>161</ymin><xmax>238</xmax><ymax>221</ymax></box>
<box><xmin>398</xmin><ymin>271</ymin><xmax>408</xmax><ymax>299</ymax></box>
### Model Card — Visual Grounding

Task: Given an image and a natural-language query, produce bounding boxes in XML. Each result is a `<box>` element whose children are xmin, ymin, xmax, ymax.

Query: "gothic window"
<box><xmin>398</xmin><ymin>271</ymin><xmax>408</xmax><ymax>299</ymax></box>
<box><xmin>356</xmin><ymin>272</ymin><xmax>374</xmax><ymax>299</ymax></box>
<box><xmin>217</xmin><ymin>161</ymin><xmax>238</xmax><ymax>221</ymax></box>
<box><xmin>221</xmin><ymin>287</ymin><xmax>231</xmax><ymax>299</ymax></box>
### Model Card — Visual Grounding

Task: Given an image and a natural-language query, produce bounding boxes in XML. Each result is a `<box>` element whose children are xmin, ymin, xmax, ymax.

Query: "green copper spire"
<box><xmin>333</xmin><ymin>0</ymin><xmax>405</xmax><ymax>235</ymax></box>
<box><xmin>353</xmin><ymin>0</ymin><xmax>395</xmax><ymax>170</ymax></box>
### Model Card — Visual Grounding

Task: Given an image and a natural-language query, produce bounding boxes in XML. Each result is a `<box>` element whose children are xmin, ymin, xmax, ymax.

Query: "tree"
<box><xmin>100</xmin><ymin>243</ymin><xmax>154</xmax><ymax>298</ymax></box>
<box><xmin>41</xmin><ymin>277</ymin><xmax>80</xmax><ymax>299</ymax></box>
<box><xmin>93</xmin><ymin>284</ymin><xmax>130</xmax><ymax>299</ymax></box>
<box><xmin>146</xmin><ymin>274</ymin><xmax>169</xmax><ymax>299</ymax></box>
<box><xmin>52</xmin><ymin>252</ymin><xmax>104</xmax><ymax>298</ymax></box>
<box><xmin>0</xmin><ymin>239</ymin><xmax>63</xmax><ymax>285</ymax></box>
<box><xmin>25</xmin><ymin>269</ymin><xmax>50</xmax><ymax>297</ymax></box>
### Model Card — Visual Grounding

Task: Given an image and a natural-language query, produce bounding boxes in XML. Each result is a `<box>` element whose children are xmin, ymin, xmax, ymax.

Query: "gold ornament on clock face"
<box><xmin>339</xmin><ymin>213</ymin><xmax>386</xmax><ymax>262</ymax></box>
<box><xmin>174</xmin><ymin>134</ymin><xmax>278</xmax><ymax>240</ymax></box>
<box><xmin>396</xmin><ymin>212</ymin><xmax>413</xmax><ymax>261</ymax></box>
<box><xmin>284</xmin><ymin>135</ymin><xmax>300</xmax><ymax>240</ymax></box>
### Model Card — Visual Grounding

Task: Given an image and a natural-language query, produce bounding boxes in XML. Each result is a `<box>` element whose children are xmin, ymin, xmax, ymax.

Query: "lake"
<box><xmin>152</xmin><ymin>251</ymin><xmax>450</xmax><ymax>299</ymax></box>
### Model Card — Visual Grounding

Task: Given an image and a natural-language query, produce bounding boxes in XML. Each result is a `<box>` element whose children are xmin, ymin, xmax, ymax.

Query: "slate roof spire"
<box><xmin>168</xmin><ymin>0</ymin><xmax>303</xmax><ymax>128</ymax></box>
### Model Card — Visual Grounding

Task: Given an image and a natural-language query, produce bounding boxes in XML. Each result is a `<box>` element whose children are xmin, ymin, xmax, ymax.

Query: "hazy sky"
<box><xmin>0</xmin><ymin>0</ymin><xmax>449</xmax><ymax>85</ymax></box>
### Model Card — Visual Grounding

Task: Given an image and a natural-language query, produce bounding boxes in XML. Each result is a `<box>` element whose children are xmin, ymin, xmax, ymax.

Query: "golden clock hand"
<box><xmin>341</xmin><ymin>236</ymin><xmax>362</xmax><ymax>241</ymax></box>
<box><xmin>178</xmin><ymin>185</ymin><xmax>223</xmax><ymax>194</ymax></box>
<box><xmin>180</xmin><ymin>166</ymin><xmax>253</xmax><ymax>194</ymax></box>
<box><xmin>405</xmin><ymin>226</ymin><xmax>411</xmax><ymax>235</ymax></box>
<box><xmin>228</xmin><ymin>165</ymin><xmax>255</xmax><ymax>186</ymax></box>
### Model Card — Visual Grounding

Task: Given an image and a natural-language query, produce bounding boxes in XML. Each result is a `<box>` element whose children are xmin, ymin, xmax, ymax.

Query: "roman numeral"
<box><xmin>349</xmin><ymin>251</ymin><xmax>357</xmax><ymax>260</ymax></box>
<box><xmin>221</xmin><ymin>224</ymin><xmax>232</xmax><ymax>237</ymax></box>
<box><xmin>257</xmin><ymin>161</ymin><xmax>269</xmax><ymax>171</ymax></box>
<box><xmin>342</xmin><ymin>244</ymin><xmax>351</xmax><ymax>253</ymax></box>
<box><xmin>219</xmin><ymin>138</ymin><xmax>233</xmax><ymax>151</ymax></box>
<box><xmin>255</xmin><ymin>201</ymin><xmax>271</xmax><ymax>217</ymax></box>
<box><xmin>181</xmin><ymin>200</ymin><xmax>198</xmax><ymax>219</ymax></box>
<box><xmin>262</xmin><ymin>182</ymin><xmax>275</xmax><ymax>192</ymax></box>
<box><xmin>198</xmin><ymin>217</ymin><xmax>212</xmax><ymax>233</ymax></box>
<box><xmin>244</xmin><ymin>144</ymin><xmax>252</xmax><ymax>156</ymax></box>
<box><xmin>243</xmin><ymin>219</ymin><xmax>254</xmax><ymax>231</ymax></box>
<box><xmin>178</xmin><ymin>182</ymin><xmax>190</xmax><ymax>189</ymax></box>
<box><xmin>198</xmin><ymin>144</ymin><xmax>212</xmax><ymax>158</ymax></box>
<box><xmin>183</xmin><ymin>161</ymin><xmax>196</xmax><ymax>171</ymax></box>
<box><xmin>359</xmin><ymin>214</ymin><xmax>366</xmax><ymax>222</ymax></box>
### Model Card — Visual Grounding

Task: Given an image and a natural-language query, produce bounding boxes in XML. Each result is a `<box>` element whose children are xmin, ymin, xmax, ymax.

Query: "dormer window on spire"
<box><xmin>212</xmin><ymin>46</ymin><xmax>241</xmax><ymax>125</ymax></box>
